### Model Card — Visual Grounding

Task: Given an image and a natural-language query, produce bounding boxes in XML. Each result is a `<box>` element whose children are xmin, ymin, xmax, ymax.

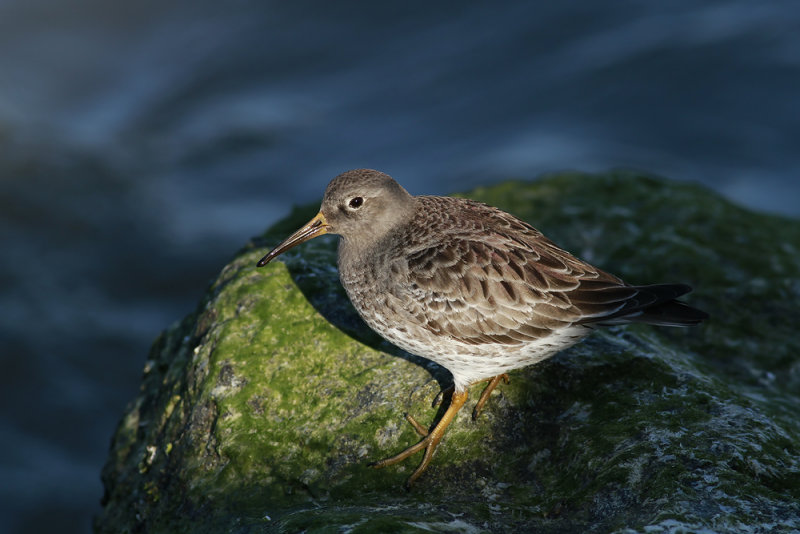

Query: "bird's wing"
<box><xmin>396</xmin><ymin>230</ymin><xmax>640</xmax><ymax>346</ymax></box>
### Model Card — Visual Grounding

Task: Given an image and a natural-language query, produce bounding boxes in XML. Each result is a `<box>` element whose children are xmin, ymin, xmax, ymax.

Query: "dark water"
<box><xmin>1</xmin><ymin>1</ymin><xmax>797</xmax><ymax>532</ymax></box>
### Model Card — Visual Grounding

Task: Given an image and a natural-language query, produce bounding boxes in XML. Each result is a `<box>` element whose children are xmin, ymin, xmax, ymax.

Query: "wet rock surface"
<box><xmin>96</xmin><ymin>171</ymin><xmax>800</xmax><ymax>533</ymax></box>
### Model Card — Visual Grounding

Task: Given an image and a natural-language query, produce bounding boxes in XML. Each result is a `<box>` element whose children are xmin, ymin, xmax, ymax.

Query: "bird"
<box><xmin>256</xmin><ymin>168</ymin><xmax>708</xmax><ymax>487</ymax></box>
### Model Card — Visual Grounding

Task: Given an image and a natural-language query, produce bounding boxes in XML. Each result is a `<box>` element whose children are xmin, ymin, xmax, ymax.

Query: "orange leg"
<box><xmin>371</xmin><ymin>389</ymin><xmax>469</xmax><ymax>488</ymax></box>
<box><xmin>471</xmin><ymin>373</ymin><xmax>510</xmax><ymax>420</ymax></box>
<box><xmin>431</xmin><ymin>373</ymin><xmax>510</xmax><ymax>417</ymax></box>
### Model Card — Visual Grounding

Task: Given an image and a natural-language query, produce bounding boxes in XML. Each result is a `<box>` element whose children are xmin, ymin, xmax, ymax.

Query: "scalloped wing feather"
<box><xmin>390</xmin><ymin>197</ymin><xmax>638</xmax><ymax>346</ymax></box>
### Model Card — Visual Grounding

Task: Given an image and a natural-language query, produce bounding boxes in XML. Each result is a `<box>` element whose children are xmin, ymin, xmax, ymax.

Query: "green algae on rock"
<box><xmin>96</xmin><ymin>170</ymin><xmax>800</xmax><ymax>533</ymax></box>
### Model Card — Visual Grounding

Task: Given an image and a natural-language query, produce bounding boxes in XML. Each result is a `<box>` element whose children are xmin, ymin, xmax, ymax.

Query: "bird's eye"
<box><xmin>348</xmin><ymin>197</ymin><xmax>364</xmax><ymax>209</ymax></box>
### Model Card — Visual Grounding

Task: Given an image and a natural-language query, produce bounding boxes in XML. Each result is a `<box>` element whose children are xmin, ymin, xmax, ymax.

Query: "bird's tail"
<box><xmin>583</xmin><ymin>283</ymin><xmax>709</xmax><ymax>327</ymax></box>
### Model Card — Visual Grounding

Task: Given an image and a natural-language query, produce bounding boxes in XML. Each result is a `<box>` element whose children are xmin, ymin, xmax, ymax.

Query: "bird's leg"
<box><xmin>432</xmin><ymin>372</ymin><xmax>509</xmax><ymax>421</ymax></box>
<box><xmin>471</xmin><ymin>373</ymin><xmax>510</xmax><ymax>420</ymax></box>
<box><xmin>371</xmin><ymin>389</ymin><xmax>469</xmax><ymax>488</ymax></box>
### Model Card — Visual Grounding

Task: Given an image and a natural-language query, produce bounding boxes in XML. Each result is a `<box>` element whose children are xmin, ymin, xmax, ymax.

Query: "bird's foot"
<box><xmin>371</xmin><ymin>389</ymin><xmax>469</xmax><ymax>488</ymax></box>
<box><xmin>472</xmin><ymin>373</ymin><xmax>510</xmax><ymax>420</ymax></box>
<box><xmin>404</xmin><ymin>413</ymin><xmax>429</xmax><ymax>437</ymax></box>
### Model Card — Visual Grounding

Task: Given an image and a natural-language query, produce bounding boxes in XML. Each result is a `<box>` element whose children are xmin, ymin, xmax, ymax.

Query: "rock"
<box><xmin>96</xmin><ymin>170</ymin><xmax>800</xmax><ymax>533</ymax></box>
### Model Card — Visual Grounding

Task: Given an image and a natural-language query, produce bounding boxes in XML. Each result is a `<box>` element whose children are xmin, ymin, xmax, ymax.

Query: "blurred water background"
<box><xmin>0</xmin><ymin>1</ymin><xmax>798</xmax><ymax>532</ymax></box>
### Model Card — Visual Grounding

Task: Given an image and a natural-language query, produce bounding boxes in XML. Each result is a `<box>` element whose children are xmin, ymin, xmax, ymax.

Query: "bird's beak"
<box><xmin>257</xmin><ymin>212</ymin><xmax>329</xmax><ymax>267</ymax></box>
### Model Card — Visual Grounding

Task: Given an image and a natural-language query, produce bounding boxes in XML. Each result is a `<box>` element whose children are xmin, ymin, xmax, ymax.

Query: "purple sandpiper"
<box><xmin>257</xmin><ymin>169</ymin><xmax>708</xmax><ymax>487</ymax></box>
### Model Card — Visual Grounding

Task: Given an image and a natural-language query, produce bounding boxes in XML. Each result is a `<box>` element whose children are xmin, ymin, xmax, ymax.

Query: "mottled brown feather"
<box><xmin>376</xmin><ymin>196</ymin><xmax>639</xmax><ymax>346</ymax></box>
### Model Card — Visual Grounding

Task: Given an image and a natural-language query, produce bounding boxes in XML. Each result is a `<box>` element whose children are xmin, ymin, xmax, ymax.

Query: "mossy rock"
<box><xmin>96</xmin><ymin>170</ymin><xmax>800</xmax><ymax>533</ymax></box>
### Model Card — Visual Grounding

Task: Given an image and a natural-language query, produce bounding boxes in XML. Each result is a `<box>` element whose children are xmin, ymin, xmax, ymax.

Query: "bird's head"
<box><xmin>257</xmin><ymin>169</ymin><xmax>414</xmax><ymax>266</ymax></box>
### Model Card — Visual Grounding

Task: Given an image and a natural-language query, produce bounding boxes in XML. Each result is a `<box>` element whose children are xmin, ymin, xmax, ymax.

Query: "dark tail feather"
<box><xmin>583</xmin><ymin>283</ymin><xmax>709</xmax><ymax>327</ymax></box>
<box><xmin>624</xmin><ymin>297</ymin><xmax>709</xmax><ymax>326</ymax></box>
